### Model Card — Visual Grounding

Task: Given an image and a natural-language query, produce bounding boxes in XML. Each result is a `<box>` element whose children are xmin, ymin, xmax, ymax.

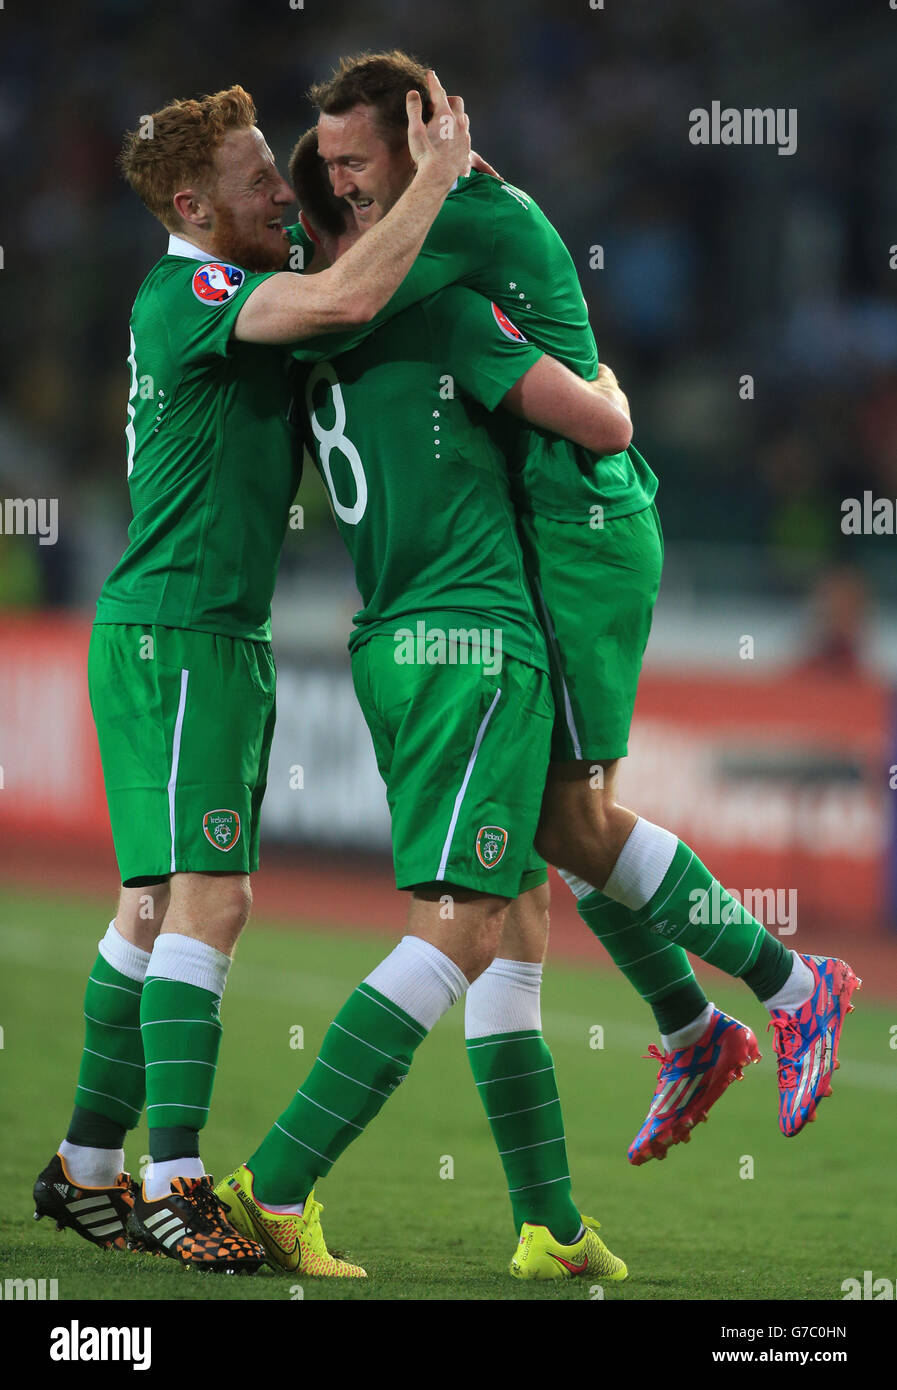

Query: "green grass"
<box><xmin>1</xmin><ymin>886</ymin><xmax>894</xmax><ymax>1302</ymax></box>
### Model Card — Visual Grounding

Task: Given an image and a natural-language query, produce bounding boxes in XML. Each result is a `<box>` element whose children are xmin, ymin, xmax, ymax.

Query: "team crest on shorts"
<box><xmin>476</xmin><ymin>825</ymin><xmax>508</xmax><ymax>869</ymax></box>
<box><xmin>192</xmin><ymin>263</ymin><xmax>245</xmax><ymax>304</ymax></box>
<box><xmin>203</xmin><ymin>809</ymin><xmax>241</xmax><ymax>852</ymax></box>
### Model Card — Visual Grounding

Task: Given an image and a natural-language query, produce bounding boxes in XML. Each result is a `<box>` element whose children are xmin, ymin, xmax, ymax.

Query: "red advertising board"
<box><xmin>0</xmin><ymin>615</ymin><xmax>893</xmax><ymax>936</ymax></box>
<box><xmin>625</xmin><ymin>670</ymin><xmax>892</xmax><ymax>933</ymax></box>
<box><xmin>0</xmin><ymin>614</ymin><xmax>109</xmax><ymax>841</ymax></box>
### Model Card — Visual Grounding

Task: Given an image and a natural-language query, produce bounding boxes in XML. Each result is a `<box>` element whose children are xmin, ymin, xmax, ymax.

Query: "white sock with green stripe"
<box><xmin>365</xmin><ymin>934</ymin><xmax>470</xmax><ymax>1027</ymax></box>
<box><xmin>465</xmin><ymin>958</ymin><xmax>582</xmax><ymax>1244</ymax></box>
<box><xmin>141</xmin><ymin>933</ymin><xmax>231</xmax><ymax>1200</ymax></box>
<box><xmin>249</xmin><ymin>936</ymin><xmax>468</xmax><ymax>1208</ymax></box>
<box><xmin>63</xmin><ymin>922</ymin><xmax>151</xmax><ymax>1186</ymax></box>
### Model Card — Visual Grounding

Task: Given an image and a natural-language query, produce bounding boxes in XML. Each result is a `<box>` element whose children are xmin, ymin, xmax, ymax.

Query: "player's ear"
<box><xmin>172</xmin><ymin>188</ymin><xmax>206</xmax><ymax>228</ymax></box>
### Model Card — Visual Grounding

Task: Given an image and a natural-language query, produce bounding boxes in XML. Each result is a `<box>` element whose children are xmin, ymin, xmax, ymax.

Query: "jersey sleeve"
<box><xmin>161</xmin><ymin>259</ymin><xmax>280</xmax><ymax>363</ymax></box>
<box><xmin>288</xmin><ymin>179</ymin><xmax>497</xmax><ymax>364</ymax></box>
<box><xmin>424</xmin><ymin>287</ymin><xmax>544</xmax><ymax>410</ymax></box>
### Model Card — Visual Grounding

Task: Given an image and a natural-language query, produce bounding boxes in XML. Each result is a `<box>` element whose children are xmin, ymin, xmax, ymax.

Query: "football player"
<box><xmin>33</xmin><ymin>74</ymin><xmax>471</xmax><ymax>1273</ymax></box>
<box><xmin>215</xmin><ymin>252</ymin><xmax>634</xmax><ymax>1282</ymax></box>
<box><xmin>281</xmin><ymin>51</ymin><xmax>860</xmax><ymax>1173</ymax></box>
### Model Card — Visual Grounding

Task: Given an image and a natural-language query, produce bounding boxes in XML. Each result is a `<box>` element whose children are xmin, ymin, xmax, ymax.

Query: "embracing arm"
<box><xmin>234</xmin><ymin>72</ymin><xmax>470</xmax><ymax>345</ymax></box>
<box><xmin>503</xmin><ymin>357</ymin><xmax>633</xmax><ymax>455</ymax></box>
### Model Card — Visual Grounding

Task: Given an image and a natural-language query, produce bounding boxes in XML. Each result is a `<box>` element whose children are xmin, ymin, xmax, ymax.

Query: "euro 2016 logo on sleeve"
<box><xmin>202</xmin><ymin>810</ymin><xmax>241</xmax><ymax>852</ymax></box>
<box><xmin>491</xmin><ymin>302</ymin><xmax>527</xmax><ymax>342</ymax></box>
<box><xmin>476</xmin><ymin>826</ymin><xmax>508</xmax><ymax>869</ymax></box>
<box><xmin>192</xmin><ymin>263</ymin><xmax>245</xmax><ymax>304</ymax></box>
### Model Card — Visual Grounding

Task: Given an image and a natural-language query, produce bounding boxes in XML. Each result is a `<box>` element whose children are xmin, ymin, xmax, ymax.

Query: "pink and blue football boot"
<box><xmin>768</xmin><ymin>953</ymin><xmax>861</xmax><ymax>1136</ymax></box>
<box><xmin>628</xmin><ymin>1008</ymin><xmax>761</xmax><ymax>1165</ymax></box>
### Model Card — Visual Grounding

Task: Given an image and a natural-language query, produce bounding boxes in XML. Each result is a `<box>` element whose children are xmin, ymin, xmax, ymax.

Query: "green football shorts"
<box><xmin>521</xmin><ymin>503</ymin><xmax>664</xmax><ymax>762</ymax></box>
<box><xmin>351</xmin><ymin>633</ymin><xmax>552</xmax><ymax>898</ymax></box>
<box><xmin>88</xmin><ymin>623</ymin><xmax>276</xmax><ymax>883</ymax></box>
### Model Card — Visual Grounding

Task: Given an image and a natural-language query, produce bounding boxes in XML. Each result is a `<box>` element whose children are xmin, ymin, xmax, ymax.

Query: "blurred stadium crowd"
<box><xmin>2</xmin><ymin>0</ymin><xmax>895</xmax><ymax>651</ymax></box>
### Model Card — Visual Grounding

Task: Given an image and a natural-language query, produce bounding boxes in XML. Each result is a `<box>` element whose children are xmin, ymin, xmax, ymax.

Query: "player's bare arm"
<box><xmin>235</xmin><ymin>71</ymin><xmax>470</xmax><ymax>344</ymax></box>
<box><xmin>591</xmin><ymin>361</ymin><xmax>631</xmax><ymax>422</ymax></box>
<box><xmin>502</xmin><ymin>353</ymin><xmax>634</xmax><ymax>455</ymax></box>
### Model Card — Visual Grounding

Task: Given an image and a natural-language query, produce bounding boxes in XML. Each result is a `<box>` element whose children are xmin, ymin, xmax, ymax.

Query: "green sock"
<box><xmin>140</xmin><ymin>977</ymin><xmax>223</xmax><ymax>1157</ymax></box>
<box><xmin>68</xmin><ymin>951</ymin><xmax>145</xmax><ymax>1141</ymax></box>
<box><xmin>466</xmin><ymin>1029</ymin><xmax>581</xmax><ymax>1244</ymax></box>
<box><xmin>576</xmin><ymin>891</ymin><xmax>709</xmax><ymax>1035</ymax></box>
<box><xmin>250</xmin><ymin>982</ymin><xmax>426</xmax><ymax>1205</ymax></box>
<box><xmin>626</xmin><ymin>839</ymin><xmax>793</xmax><ymax>1001</ymax></box>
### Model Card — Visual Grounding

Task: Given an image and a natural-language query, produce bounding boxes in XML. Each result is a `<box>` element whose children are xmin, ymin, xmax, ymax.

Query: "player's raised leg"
<box><xmin>539</xmin><ymin>771</ymin><xmax>858</xmax><ymax>1150</ymax></box>
<box><xmin>465</xmin><ymin>877</ymin><xmax>627</xmax><ymax>1282</ymax></box>
<box><xmin>525</xmin><ymin>506</ymin><xmax>729</xmax><ymax>1081</ymax></box>
<box><xmin>33</xmin><ymin>882</ymin><xmax>167</xmax><ymax>1250</ymax></box>
<box><xmin>543</xmin><ymin>766</ymin><xmax>761</xmax><ymax>1166</ymax></box>
<box><xmin>528</xmin><ymin>505</ymin><xmax>857</xmax><ymax>1154</ymax></box>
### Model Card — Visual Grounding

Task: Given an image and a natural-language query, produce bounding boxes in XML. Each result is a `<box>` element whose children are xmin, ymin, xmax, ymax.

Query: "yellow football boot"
<box><xmin>214</xmin><ymin>1164</ymin><xmax>366</xmax><ymax>1277</ymax></box>
<box><xmin>510</xmin><ymin>1214</ymin><xmax>628</xmax><ymax>1282</ymax></box>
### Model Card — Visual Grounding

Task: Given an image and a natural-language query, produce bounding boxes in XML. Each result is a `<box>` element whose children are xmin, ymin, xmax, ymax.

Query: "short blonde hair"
<box><xmin>119</xmin><ymin>85</ymin><xmax>257</xmax><ymax>230</ymax></box>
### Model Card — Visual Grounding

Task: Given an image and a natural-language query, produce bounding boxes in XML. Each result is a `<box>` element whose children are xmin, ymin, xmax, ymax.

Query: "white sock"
<box><xmin>762</xmin><ymin>953</ymin><xmax>815</xmax><ymax>1014</ymax></box>
<box><xmin>98</xmin><ymin>919</ymin><xmax>152</xmax><ymax>982</ymax></box>
<box><xmin>364</xmin><ymin>934</ymin><xmax>469</xmax><ymax>1030</ymax></box>
<box><xmin>557</xmin><ymin>869</ymin><xmax>599</xmax><ymax>902</ymax></box>
<box><xmin>142</xmin><ymin>936</ymin><xmax>231</xmax><ymax>1198</ymax></box>
<box><xmin>465</xmin><ymin>957</ymin><xmax>542</xmax><ymax>1038</ymax></box>
<box><xmin>603</xmin><ymin>818</ymin><xmax>678</xmax><ymax>911</ymax></box>
<box><xmin>661</xmin><ymin>1001</ymin><xmax>715</xmax><ymax>1054</ymax></box>
<box><xmin>255</xmin><ymin>938</ymin><xmax>469</xmax><ymax>1221</ymax></box>
<box><xmin>58</xmin><ymin>1140</ymin><xmax>125</xmax><ymax>1188</ymax></box>
<box><xmin>253</xmin><ymin>1191</ymin><xmax>306</xmax><ymax>1217</ymax></box>
<box><xmin>146</xmin><ymin>933</ymin><xmax>231</xmax><ymax>994</ymax></box>
<box><xmin>144</xmin><ymin>1156</ymin><xmax>205</xmax><ymax>1201</ymax></box>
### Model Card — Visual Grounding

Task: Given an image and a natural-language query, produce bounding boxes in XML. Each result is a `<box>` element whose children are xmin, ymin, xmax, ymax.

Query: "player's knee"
<box><xmin>220</xmin><ymin>877</ymin><xmax>252</xmax><ymax>936</ymax></box>
<box><xmin>183</xmin><ymin>873</ymin><xmax>252</xmax><ymax>952</ymax></box>
<box><xmin>534</xmin><ymin>820</ymin><xmax>592</xmax><ymax>876</ymax></box>
<box><xmin>462</xmin><ymin>939</ymin><xmax>500</xmax><ymax>984</ymax></box>
<box><xmin>535</xmin><ymin>793</ymin><xmax>620</xmax><ymax>879</ymax></box>
<box><xmin>460</xmin><ymin>904</ymin><xmax>506</xmax><ymax>983</ymax></box>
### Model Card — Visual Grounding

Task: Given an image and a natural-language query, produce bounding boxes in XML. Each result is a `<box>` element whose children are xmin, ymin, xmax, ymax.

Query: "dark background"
<box><xmin>1</xmin><ymin>0</ymin><xmax>895</xmax><ymax>668</ymax></box>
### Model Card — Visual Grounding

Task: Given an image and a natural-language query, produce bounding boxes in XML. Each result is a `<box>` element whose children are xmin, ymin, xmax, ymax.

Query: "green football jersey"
<box><xmin>299</xmin><ymin>284</ymin><xmax>549</xmax><ymax>671</ymax></box>
<box><xmin>288</xmin><ymin>171</ymin><xmax>657</xmax><ymax>522</ymax></box>
<box><xmin>95</xmin><ymin>238</ymin><xmax>300</xmax><ymax>641</ymax></box>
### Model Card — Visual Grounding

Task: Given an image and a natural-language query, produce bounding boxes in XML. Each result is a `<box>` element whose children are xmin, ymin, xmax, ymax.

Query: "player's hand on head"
<box><xmin>406</xmin><ymin>70</ymin><xmax>471</xmax><ymax>185</ymax></box>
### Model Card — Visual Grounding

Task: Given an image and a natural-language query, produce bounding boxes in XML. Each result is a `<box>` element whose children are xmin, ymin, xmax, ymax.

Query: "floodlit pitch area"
<box><xmin>2</xmin><ymin>886</ymin><xmax>892</xmax><ymax>1302</ymax></box>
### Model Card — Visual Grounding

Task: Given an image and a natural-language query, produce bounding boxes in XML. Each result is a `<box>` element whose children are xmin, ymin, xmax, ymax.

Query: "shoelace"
<box><xmin>644</xmin><ymin>1043</ymin><xmax>673</xmax><ymax>1080</ymax></box>
<box><xmin>175</xmin><ymin>1177</ymin><xmax>231</xmax><ymax>1234</ymax></box>
<box><xmin>768</xmin><ymin>1016</ymin><xmax>801</xmax><ymax>1089</ymax></box>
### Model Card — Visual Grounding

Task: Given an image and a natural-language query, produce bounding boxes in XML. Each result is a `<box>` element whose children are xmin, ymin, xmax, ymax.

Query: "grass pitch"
<box><xmin>1</xmin><ymin>886</ymin><xmax>893</xmax><ymax>1302</ymax></box>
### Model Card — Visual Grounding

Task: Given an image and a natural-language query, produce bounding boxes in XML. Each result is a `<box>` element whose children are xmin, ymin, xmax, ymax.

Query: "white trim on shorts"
<box><xmin>435</xmin><ymin>686</ymin><xmax>502</xmax><ymax>880</ymax></box>
<box><xmin>533</xmin><ymin>581</ymin><xmax>582</xmax><ymax>759</ymax></box>
<box><xmin>167</xmin><ymin>668</ymin><xmax>190</xmax><ymax>873</ymax></box>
